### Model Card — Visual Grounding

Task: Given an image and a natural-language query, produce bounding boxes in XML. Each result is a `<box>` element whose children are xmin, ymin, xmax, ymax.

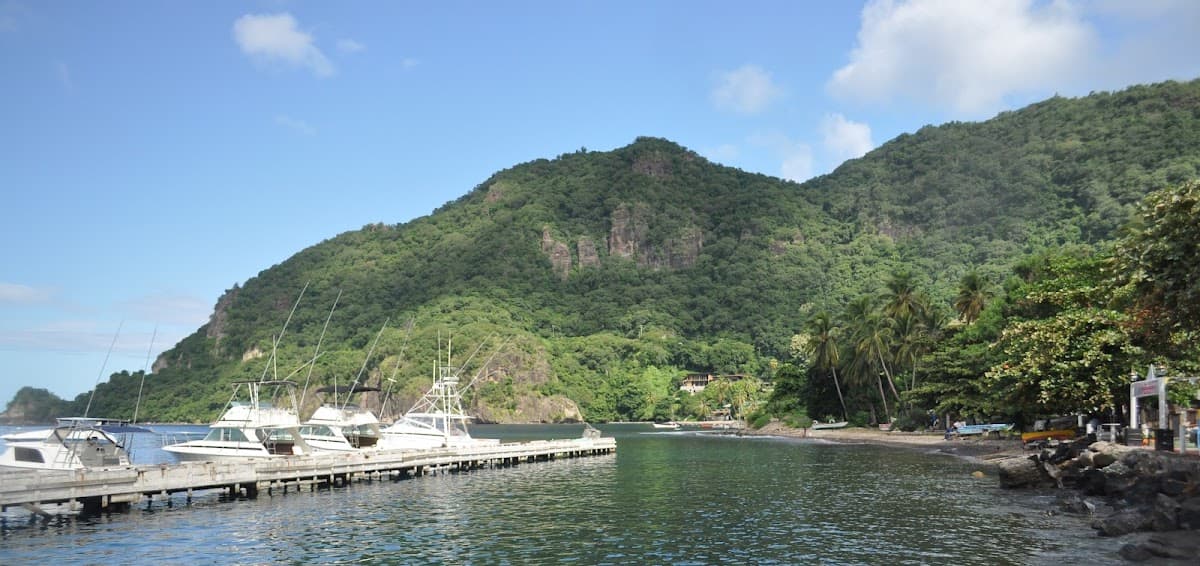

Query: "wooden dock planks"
<box><xmin>0</xmin><ymin>437</ymin><xmax>616</xmax><ymax>512</ymax></box>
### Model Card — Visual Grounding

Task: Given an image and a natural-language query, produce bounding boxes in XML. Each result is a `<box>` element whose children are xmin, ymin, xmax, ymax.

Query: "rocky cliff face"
<box><xmin>205</xmin><ymin>285</ymin><xmax>240</xmax><ymax>342</ymax></box>
<box><xmin>541</xmin><ymin>227</ymin><xmax>572</xmax><ymax>280</ymax></box>
<box><xmin>153</xmin><ymin>284</ymin><xmax>240</xmax><ymax>372</ymax></box>
<box><xmin>577</xmin><ymin>236</ymin><xmax>600</xmax><ymax>268</ymax></box>
<box><xmin>541</xmin><ymin>203</ymin><xmax>704</xmax><ymax>277</ymax></box>
<box><xmin>608</xmin><ymin>203</ymin><xmax>648</xmax><ymax>260</ymax></box>
<box><xmin>609</xmin><ymin>203</ymin><xmax>703</xmax><ymax>269</ymax></box>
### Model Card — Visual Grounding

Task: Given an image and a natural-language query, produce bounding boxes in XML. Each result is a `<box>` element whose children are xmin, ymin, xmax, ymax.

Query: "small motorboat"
<box><xmin>811</xmin><ymin>420</ymin><xmax>849</xmax><ymax>430</ymax></box>
<box><xmin>0</xmin><ymin>417</ymin><xmax>150</xmax><ymax>470</ymax></box>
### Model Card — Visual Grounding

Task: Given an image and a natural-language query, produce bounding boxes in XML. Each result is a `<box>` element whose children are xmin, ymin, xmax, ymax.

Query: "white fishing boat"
<box><xmin>301</xmin><ymin>385</ymin><xmax>383</xmax><ymax>452</ymax></box>
<box><xmin>651</xmin><ymin>421</ymin><xmax>681</xmax><ymax>430</ymax></box>
<box><xmin>811</xmin><ymin>420</ymin><xmax>849</xmax><ymax>430</ymax></box>
<box><xmin>0</xmin><ymin>417</ymin><xmax>150</xmax><ymax>470</ymax></box>
<box><xmin>163</xmin><ymin>380</ymin><xmax>312</xmax><ymax>461</ymax></box>
<box><xmin>379</xmin><ymin>361</ymin><xmax>498</xmax><ymax>451</ymax></box>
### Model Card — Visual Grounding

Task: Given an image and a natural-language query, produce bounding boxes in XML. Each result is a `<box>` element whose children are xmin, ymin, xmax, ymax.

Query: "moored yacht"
<box><xmin>300</xmin><ymin>385</ymin><xmax>383</xmax><ymax>452</ymax></box>
<box><xmin>379</xmin><ymin>364</ymin><xmax>498</xmax><ymax>451</ymax></box>
<box><xmin>163</xmin><ymin>380</ymin><xmax>312</xmax><ymax>461</ymax></box>
<box><xmin>0</xmin><ymin>417</ymin><xmax>150</xmax><ymax>470</ymax></box>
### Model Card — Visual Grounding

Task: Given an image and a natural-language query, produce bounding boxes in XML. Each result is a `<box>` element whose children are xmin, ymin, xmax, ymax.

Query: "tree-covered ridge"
<box><xmin>5</xmin><ymin>79</ymin><xmax>1200</xmax><ymax>425</ymax></box>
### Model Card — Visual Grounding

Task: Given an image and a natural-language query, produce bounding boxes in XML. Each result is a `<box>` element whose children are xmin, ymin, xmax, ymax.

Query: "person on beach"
<box><xmin>1086</xmin><ymin>415</ymin><xmax>1101</xmax><ymax>442</ymax></box>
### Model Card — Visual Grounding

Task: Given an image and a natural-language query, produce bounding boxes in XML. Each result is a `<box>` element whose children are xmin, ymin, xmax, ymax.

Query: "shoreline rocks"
<box><xmin>994</xmin><ymin>438</ymin><xmax>1200</xmax><ymax>561</ymax></box>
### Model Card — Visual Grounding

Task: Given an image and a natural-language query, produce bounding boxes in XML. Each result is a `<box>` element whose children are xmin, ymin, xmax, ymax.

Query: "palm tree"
<box><xmin>892</xmin><ymin>311</ymin><xmax>927</xmax><ymax>392</ymax></box>
<box><xmin>845</xmin><ymin>296</ymin><xmax>899</xmax><ymax>422</ymax></box>
<box><xmin>954</xmin><ymin>271</ymin><xmax>991</xmax><ymax>324</ymax></box>
<box><xmin>806</xmin><ymin>311</ymin><xmax>847</xmax><ymax>420</ymax></box>
<box><xmin>882</xmin><ymin>270</ymin><xmax>921</xmax><ymax>321</ymax></box>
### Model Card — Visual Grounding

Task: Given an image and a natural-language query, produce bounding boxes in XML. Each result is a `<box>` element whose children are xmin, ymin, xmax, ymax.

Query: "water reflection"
<box><xmin>1</xmin><ymin>424</ymin><xmax>1126</xmax><ymax>564</ymax></box>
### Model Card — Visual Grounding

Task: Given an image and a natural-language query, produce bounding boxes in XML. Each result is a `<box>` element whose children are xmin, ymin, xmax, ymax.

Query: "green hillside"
<box><xmin>6</xmin><ymin>79</ymin><xmax>1200</xmax><ymax>425</ymax></box>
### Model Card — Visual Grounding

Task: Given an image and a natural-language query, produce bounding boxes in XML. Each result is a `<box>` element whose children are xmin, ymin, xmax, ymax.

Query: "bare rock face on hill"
<box><xmin>541</xmin><ymin>227</ymin><xmax>572</xmax><ymax>280</ymax></box>
<box><xmin>542</xmin><ymin>204</ymin><xmax>704</xmax><ymax>278</ymax></box>
<box><xmin>608</xmin><ymin>204</ymin><xmax>703</xmax><ymax>270</ymax></box>
<box><xmin>473</xmin><ymin>393</ymin><xmax>583</xmax><ymax>424</ymax></box>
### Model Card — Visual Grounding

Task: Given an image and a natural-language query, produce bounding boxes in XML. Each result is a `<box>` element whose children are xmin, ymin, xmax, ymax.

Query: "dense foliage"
<box><xmin>5</xmin><ymin>79</ymin><xmax>1200</xmax><ymax>425</ymax></box>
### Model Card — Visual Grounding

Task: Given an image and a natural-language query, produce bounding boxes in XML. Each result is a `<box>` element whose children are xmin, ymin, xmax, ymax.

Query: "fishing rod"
<box><xmin>379</xmin><ymin>318</ymin><xmax>415</xmax><ymax>419</ymax></box>
<box><xmin>131</xmin><ymin>324</ymin><xmax>157</xmax><ymax>424</ymax></box>
<box><xmin>299</xmin><ymin>289</ymin><xmax>340</xmax><ymax>408</ymax></box>
<box><xmin>84</xmin><ymin>320</ymin><xmax>123</xmax><ymax>418</ymax></box>
<box><xmin>258</xmin><ymin>281</ymin><xmax>309</xmax><ymax>382</ymax></box>
<box><xmin>343</xmin><ymin>319</ymin><xmax>389</xmax><ymax>411</ymax></box>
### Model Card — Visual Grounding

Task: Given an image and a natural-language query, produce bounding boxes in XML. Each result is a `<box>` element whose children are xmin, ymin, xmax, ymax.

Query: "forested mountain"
<box><xmin>6</xmin><ymin>79</ymin><xmax>1200</xmax><ymax>425</ymax></box>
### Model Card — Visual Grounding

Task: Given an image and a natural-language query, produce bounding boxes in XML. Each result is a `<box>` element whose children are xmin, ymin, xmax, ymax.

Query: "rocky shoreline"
<box><xmin>744</xmin><ymin>423</ymin><xmax>1200</xmax><ymax>562</ymax></box>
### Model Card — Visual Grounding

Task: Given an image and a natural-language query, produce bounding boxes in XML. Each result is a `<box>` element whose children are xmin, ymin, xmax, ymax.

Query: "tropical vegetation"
<box><xmin>4</xmin><ymin>79</ymin><xmax>1200</xmax><ymax>426</ymax></box>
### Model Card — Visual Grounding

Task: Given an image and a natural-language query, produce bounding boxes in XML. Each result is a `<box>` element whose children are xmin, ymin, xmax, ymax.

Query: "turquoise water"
<box><xmin>0</xmin><ymin>424</ymin><xmax>1124</xmax><ymax>564</ymax></box>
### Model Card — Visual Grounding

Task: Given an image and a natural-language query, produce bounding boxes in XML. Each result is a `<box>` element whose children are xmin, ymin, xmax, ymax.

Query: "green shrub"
<box><xmin>750</xmin><ymin>412</ymin><xmax>772</xmax><ymax>429</ymax></box>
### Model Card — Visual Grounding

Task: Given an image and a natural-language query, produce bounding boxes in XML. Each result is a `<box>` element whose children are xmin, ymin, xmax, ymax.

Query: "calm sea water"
<box><xmin>0</xmin><ymin>424</ymin><xmax>1125</xmax><ymax>564</ymax></box>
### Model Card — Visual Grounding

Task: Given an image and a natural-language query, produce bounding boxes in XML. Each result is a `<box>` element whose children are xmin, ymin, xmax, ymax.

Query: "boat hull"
<box><xmin>811</xmin><ymin>421</ymin><xmax>849</xmax><ymax>430</ymax></box>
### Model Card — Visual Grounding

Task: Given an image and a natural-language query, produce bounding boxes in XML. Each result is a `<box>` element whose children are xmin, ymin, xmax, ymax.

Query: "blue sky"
<box><xmin>2</xmin><ymin>0</ymin><xmax>1198</xmax><ymax>408</ymax></box>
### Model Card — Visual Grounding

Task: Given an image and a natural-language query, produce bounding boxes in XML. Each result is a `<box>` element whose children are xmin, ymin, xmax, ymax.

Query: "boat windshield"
<box><xmin>204</xmin><ymin>427</ymin><xmax>251</xmax><ymax>442</ymax></box>
<box><xmin>300</xmin><ymin>425</ymin><xmax>337</xmax><ymax>438</ymax></box>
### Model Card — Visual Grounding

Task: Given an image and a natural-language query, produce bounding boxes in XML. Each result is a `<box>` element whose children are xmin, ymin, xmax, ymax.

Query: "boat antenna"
<box><xmin>300</xmin><ymin>289</ymin><xmax>340</xmax><ymax>408</ymax></box>
<box><xmin>258</xmin><ymin>281</ymin><xmax>309</xmax><ymax>382</ymax></box>
<box><xmin>84</xmin><ymin>320</ymin><xmax>123</xmax><ymax>418</ymax></box>
<box><xmin>131</xmin><ymin>324</ymin><xmax>158</xmax><ymax>424</ymax></box>
<box><xmin>343</xmin><ymin>319</ymin><xmax>389</xmax><ymax>410</ymax></box>
<box><xmin>379</xmin><ymin>318</ymin><xmax>415</xmax><ymax>419</ymax></box>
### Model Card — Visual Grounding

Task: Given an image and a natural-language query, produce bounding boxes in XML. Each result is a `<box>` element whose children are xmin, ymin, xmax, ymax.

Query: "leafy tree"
<box><xmin>985</xmin><ymin>252</ymin><xmax>1141</xmax><ymax>418</ymax></box>
<box><xmin>1114</xmin><ymin>179</ymin><xmax>1200</xmax><ymax>353</ymax></box>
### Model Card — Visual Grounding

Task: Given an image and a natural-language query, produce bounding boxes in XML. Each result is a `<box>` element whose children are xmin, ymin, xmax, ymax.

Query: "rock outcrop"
<box><xmin>541</xmin><ymin>227</ymin><xmax>572</xmax><ymax>280</ymax></box>
<box><xmin>995</xmin><ymin>439</ymin><xmax>1200</xmax><ymax>561</ymax></box>
<box><xmin>577</xmin><ymin>237</ymin><xmax>600</xmax><ymax>269</ymax></box>
<box><xmin>542</xmin><ymin>205</ymin><xmax>704</xmax><ymax>279</ymax></box>
<box><xmin>608</xmin><ymin>203</ymin><xmax>702</xmax><ymax>270</ymax></box>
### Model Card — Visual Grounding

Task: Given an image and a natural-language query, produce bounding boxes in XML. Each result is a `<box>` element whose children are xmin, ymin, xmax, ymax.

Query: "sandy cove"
<box><xmin>745</xmin><ymin>421</ymin><xmax>1025</xmax><ymax>463</ymax></box>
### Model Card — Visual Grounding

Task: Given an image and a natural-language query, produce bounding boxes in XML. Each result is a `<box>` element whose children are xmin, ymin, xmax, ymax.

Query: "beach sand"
<box><xmin>746</xmin><ymin>421</ymin><xmax>1026</xmax><ymax>462</ymax></box>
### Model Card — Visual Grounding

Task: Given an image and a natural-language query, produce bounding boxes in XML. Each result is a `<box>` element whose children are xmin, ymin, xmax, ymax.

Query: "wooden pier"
<box><xmin>0</xmin><ymin>436</ymin><xmax>616</xmax><ymax>515</ymax></box>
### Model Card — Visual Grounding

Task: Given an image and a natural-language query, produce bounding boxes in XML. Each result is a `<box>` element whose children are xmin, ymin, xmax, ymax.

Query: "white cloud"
<box><xmin>829</xmin><ymin>0</ymin><xmax>1096</xmax><ymax>116</ymax></box>
<box><xmin>703</xmin><ymin>144</ymin><xmax>740</xmax><ymax>163</ymax></box>
<box><xmin>0</xmin><ymin>323</ymin><xmax>185</xmax><ymax>360</ymax></box>
<box><xmin>712</xmin><ymin>65</ymin><xmax>783</xmax><ymax>114</ymax></box>
<box><xmin>0</xmin><ymin>283</ymin><xmax>51</xmax><ymax>304</ymax></box>
<box><xmin>821</xmin><ymin>113</ymin><xmax>874</xmax><ymax>163</ymax></box>
<box><xmin>337</xmin><ymin>38</ymin><xmax>366</xmax><ymax>53</ymax></box>
<box><xmin>780</xmin><ymin>147</ymin><xmax>814</xmax><ymax>183</ymax></box>
<box><xmin>118</xmin><ymin>293</ymin><xmax>211</xmax><ymax>327</ymax></box>
<box><xmin>1085</xmin><ymin>1</ymin><xmax>1200</xmax><ymax>89</ymax></box>
<box><xmin>274</xmin><ymin>114</ymin><xmax>316</xmax><ymax>136</ymax></box>
<box><xmin>751</xmin><ymin>133</ymin><xmax>814</xmax><ymax>183</ymax></box>
<box><xmin>233</xmin><ymin>13</ymin><xmax>334</xmax><ymax>78</ymax></box>
<box><xmin>400</xmin><ymin>57</ymin><xmax>420</xmax><ymax>69</ymax></box>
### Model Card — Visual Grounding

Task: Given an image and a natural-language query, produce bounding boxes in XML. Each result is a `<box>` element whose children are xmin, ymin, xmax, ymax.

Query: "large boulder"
<box><xmin>1117</xmin><ymin>531</ymin><xmax>1200</xmax><ymax>562</ymax></box>
<box><xmin>1149</xmin><ymin>493</ymin><xmax>1180</xmax><ymax>532</ymax></box>
<box><xmin>996</xmin><ymin>455</ymin><xmax>1052</xmax><ymax>488</ymax></box>
<box><xmin>1094</xmin><ymin>509</ymin><xmax>1149</xmax><ymax>537</ymax></box>
<box><xmin>1179</xmin><ymin>496</ymin><xmax>1200</xmax><ymax>530</ymax></box>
